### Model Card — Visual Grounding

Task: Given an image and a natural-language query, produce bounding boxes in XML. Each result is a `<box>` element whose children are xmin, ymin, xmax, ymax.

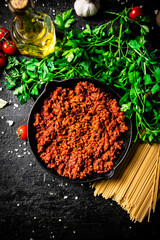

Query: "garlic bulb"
<box><xmin>74</xmin><ymin>0</ymin><xmax>100</xmax><ymax>17</ymax></box>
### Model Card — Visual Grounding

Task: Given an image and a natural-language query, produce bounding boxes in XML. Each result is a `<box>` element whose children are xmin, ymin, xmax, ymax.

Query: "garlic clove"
<box><xmin>74</xmin><ymin>0</ymin><xmax>100</xmax><ymax>18</ymax></box>
<box><xmin>74</xmin><ymin>0</ymin><xmax>85</xmax><ymax>17</ymax></box>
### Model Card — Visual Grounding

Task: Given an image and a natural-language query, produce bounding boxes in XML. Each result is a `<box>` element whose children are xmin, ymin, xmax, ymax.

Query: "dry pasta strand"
<box><xmin>115</xmin><ymin>143</ymin><xmax>151</xmax><ymax>202</ymax></box>
<box><xmin>151</xmin><ymin>145</ymin><xmax>160</xmax><ymax>212</ymax></box>
<box><xmin>126</xmin><ymin>145</ymin><xmax>159</xmax><ymax>208</ymax></box>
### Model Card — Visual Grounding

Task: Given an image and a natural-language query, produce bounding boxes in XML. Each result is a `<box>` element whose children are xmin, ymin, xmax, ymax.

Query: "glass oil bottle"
<box><xmin>8</xmin><ymin>0</ymin><xmax>56</xmax><ymax>58</ymax></box>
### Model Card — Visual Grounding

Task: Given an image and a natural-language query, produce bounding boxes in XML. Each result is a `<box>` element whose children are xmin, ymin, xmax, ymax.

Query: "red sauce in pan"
<box><xmin>33</xmin><ymin>81</ymin><xmax>128</xmax><ymax>180</ymax></box>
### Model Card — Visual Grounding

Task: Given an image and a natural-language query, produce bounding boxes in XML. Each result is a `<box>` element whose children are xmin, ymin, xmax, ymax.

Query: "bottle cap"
<box><xmin>8</xmin><ymin>0</ymin><xmax>34</xmax><ymax>13</ymax></box>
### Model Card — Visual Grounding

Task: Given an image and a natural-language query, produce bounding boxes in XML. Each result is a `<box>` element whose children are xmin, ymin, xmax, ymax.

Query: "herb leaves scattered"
<box><xmin>54</xmin><ymin>8</ymin><xmax>75</xmax><ymax>31</ymax></box>
<box><xmin>5</xmin><ymin>8</ymin><xmax>160</xmax><ymax>143</ymax></box>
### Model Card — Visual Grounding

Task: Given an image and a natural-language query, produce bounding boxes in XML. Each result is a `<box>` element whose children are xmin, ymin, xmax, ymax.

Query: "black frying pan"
<box><xmin>28</xmin><ymin>77</ymin><xmax>132</xmax><ymax>183</ymax></box>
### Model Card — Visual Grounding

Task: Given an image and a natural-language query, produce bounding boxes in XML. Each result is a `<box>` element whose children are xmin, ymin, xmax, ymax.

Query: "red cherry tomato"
<box><xmin>0</xmin><ymin>27</ymin><xmax>9</xmax><ymax>40</ymax></box>
<box><xmin>16</xmin><ymin>125</ymin><xmax>28</xmax><ymax>140</ymax></box>
<box><xmin>2</xmin><ymin>40</ymin><xmax>17</xmax><ymax>55</ymax></box>
<box><xmin>129</xmin><ymin>6</ymin><xmax>143</xmax><ymax>21</ymax></box>
<box><xmin>0</xmin><ymin>42</ymin><xmax>2</xmax><ymax>51</ymax></box>
<box><xmin>0</xmin><ymin>53</ymin><xmax>7</xmax><ymax>68</ymax></box>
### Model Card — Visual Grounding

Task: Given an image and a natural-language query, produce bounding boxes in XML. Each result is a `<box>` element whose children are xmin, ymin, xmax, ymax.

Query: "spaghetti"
<box><xmin>93</xmin><ymin>142</ymin><xmax>160</xmax><ymax>222</ymax></box>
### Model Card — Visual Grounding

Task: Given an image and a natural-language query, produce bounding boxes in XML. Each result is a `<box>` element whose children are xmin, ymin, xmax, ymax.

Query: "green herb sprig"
<box><xmin>5</xmin><ymin>8</ymin><xmax>160</xmax><ymax>143</ymax></box>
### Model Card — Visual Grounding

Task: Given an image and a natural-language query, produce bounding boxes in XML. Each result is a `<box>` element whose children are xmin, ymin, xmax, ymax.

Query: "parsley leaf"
<box><xmin>54</xmin><ymin>9</ymin><xmax>75</xmax><ymax>31</ymax></box>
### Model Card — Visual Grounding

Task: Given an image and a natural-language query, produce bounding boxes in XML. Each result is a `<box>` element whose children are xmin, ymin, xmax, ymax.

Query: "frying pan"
<box><xmin>28</xmin><ymin>77</ymin><xmax>132</xmax><ymax>183</ymax></box>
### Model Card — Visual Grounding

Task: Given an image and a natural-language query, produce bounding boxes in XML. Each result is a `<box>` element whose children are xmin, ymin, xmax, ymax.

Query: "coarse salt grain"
<box><xmin>44</xmin><ymin>173</ymin><xmax>46</xmax><ymax>182</ymax></box>
<box><xmin>6</xmin><ymin>120</ymin><xmax>14</xmax><ymax>126</ymax></box>
<box><xmin>14</xmin><ymin>103</ymin><xmax>18</xmax><ymax>108</ymax></box>
<box><xmin>154</xmin><ymin>9</ymin><xmax>158</xmax><ymax>14</ymax></box>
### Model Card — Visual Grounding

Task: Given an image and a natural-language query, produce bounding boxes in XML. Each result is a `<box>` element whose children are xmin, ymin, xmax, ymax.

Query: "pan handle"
<box><xmin>102</xmin><ymin>169</ymin><xmax>115</xmax><ymax>180</ymax></box>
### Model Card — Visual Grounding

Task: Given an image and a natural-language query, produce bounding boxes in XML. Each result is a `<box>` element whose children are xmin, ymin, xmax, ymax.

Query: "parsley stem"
<box><xmin>143</xmin><ymin>62</ymin><xmax>146</xmax><ymax>75</ymax></box>
<box><xmin>85</xmin><ymin>35</ymin><xmax>115</xmax><ymax>49</ymax></box>
<box><xmin>128</xmin><ymin>43</ymin><xmax>149</xmax><ymax>61</ymax></box>
<box><xmin>118</xmin><ymin>23</ymin><xmax>123</xmax><ymax>57</ymax></box>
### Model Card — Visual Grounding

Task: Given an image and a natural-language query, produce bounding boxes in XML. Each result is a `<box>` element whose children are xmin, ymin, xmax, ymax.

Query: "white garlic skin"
<box><xmin>74</xmin><ymin>0</ymin><xmax>100</xmax><ymax>17</ymax></box>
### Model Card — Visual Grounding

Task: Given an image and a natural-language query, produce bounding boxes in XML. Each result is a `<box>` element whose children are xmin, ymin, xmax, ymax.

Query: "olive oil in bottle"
<box><xmin>8</xmin><ymin>0</ymin><xmax>56</xmax><ymax>58</ymax></box>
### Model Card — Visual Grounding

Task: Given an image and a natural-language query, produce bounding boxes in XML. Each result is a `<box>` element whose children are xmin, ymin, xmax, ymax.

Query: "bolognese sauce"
<box><xmin>33</xmin><ymin>81</ymin><xmax>128</xmax><ymax>180</ymax></box>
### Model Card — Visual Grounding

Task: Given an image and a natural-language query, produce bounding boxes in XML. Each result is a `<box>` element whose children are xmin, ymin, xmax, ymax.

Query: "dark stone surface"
<box><xmin>0</xmin><ymin>0</ymin><xmax>160</xmax><ymax>239</ymax></box>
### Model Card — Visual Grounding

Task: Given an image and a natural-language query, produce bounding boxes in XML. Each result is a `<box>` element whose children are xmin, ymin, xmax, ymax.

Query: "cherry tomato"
<box><xmin>129</xmin><ymin>6</ymin><xmax>143</xmax><ymax>21</ymax></box>
<box><xmin>0</xmin><ymin>42</ymin><xmax>2</xmax><ymax>51</ymax></box>
<box><xmin>0</xmin><ymin>53</ymin><xmax>7</xmax><ymax>68</ymax></box>
<box><xmin>16</xmin><ymin>125</ymin><xmax>28</xmax><ymax>140</ymax></box>
<box><xmin>2</xmin><ymin>40</ymin><xmax>17</xmax><ymax>55</ymax></box>
<box><xmin>0</xmin><ymin>27</ymin><xmax>9</xmax><ymax>40</ymax></box>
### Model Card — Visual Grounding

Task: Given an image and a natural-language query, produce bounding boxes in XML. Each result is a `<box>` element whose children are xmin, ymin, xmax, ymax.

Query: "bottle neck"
<box><xmin>15</xmin><ymin>7</ymin><xmax>37</xmax><ymax>33</ymax></box>
<box><xmin>16</xmin><ymin>6</ymin><xmax>35</xmax><ymax>21</ymax></box>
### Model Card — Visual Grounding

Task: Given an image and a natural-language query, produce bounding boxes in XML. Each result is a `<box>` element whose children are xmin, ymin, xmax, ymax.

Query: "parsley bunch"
<box><xmin>5</xmin><ymin>8</ymin><xmax>160</xmax><ymax>143</ymax></box>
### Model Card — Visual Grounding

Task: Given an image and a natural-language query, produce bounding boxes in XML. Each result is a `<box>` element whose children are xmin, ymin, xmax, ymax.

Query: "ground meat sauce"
<box><xmin>33</xmin><ymin>81</ymin><xmax>128</xmax><ymax>180</ymax></box>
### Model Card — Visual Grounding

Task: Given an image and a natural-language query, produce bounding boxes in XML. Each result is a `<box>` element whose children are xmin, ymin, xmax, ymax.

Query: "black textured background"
<box><xmin>0</xmin><ymin>0</ymin><xmax>160</xmax><ymax>239</ymax></box>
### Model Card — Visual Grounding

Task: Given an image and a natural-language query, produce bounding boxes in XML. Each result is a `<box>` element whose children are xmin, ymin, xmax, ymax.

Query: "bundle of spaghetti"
<box><xmin>92</xmin><ymin>142</ymin><xmax>160</xmax><ymax>222</ymax></box>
